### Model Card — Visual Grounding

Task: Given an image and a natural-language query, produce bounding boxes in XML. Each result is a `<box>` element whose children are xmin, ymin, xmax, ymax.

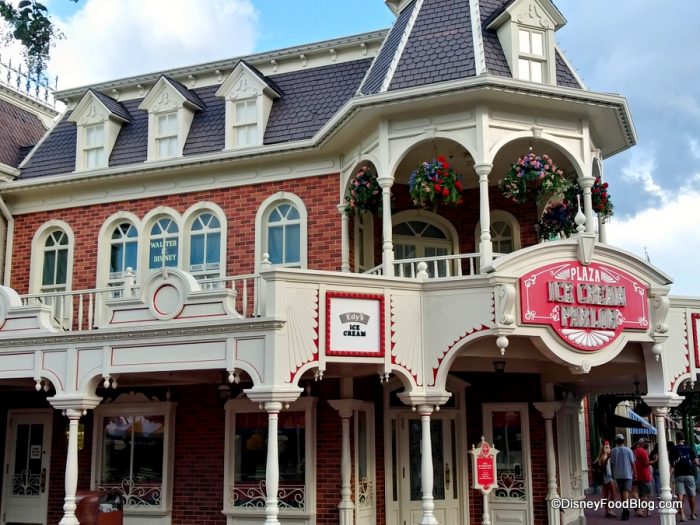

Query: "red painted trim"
<box><xmin>325</xmin><ymin>291</ymin><xmax>385</xmax><ymax>358</ymax></box>
<box><xmin>692</xmin><ymin>313</ymin><xmax>700</xmax><ymax>369</ymax></box>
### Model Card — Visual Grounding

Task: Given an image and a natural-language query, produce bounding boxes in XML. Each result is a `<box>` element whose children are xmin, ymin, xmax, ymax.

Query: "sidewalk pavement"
<box><xmin>582</xmin><ymin>493</ymin><xmax>675</xmax><ymax>525</ymax></box>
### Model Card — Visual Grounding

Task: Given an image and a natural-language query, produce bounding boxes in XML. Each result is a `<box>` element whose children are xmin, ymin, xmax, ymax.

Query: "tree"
<box><xmin>0</xmin><ymin>0</ymin><xmax>77</xmax><ymax>78</ymax></box>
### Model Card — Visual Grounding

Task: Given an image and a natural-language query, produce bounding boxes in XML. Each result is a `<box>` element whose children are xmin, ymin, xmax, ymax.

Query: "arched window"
<box><xmin>41</xmin><ymin>230</ymin><xmax>69</xmax><ymax>293</ymax></box>
<box><xmin>266</xmin><ymin>203</ymin><xmax>301</xmax><ymax>266</ymax></box>
<box><xmin>109</xmin><ymin>223</ymin><xmax>138</xmax><ymax>283</ymax></box>
<box><xmin>475</xmin><ymin>210</ymin><xmax>521</xmax><ymax>255</ymax></box>
<box><xmin>149</xmin><ymin>217</ymin><xmax>179</xmax><ymax>270</ymax></box>
<box><xmin>189</xmin><ymin>212</ymin><xmax>222</xmax><ymax>279</ymax></box>
<box><xmin>392</xmin><ymin>211</ymin><xmax>458</xmax><ymax>277</ymax></box>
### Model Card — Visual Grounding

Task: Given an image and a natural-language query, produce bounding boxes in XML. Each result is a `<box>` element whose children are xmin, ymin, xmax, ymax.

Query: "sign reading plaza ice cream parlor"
<box><xmin>520</xmin><ymin>261</ymin><xmax>649</xmax><ymax>351</ymax></box>
<box><xmin>326</xmin><ymin>292</ymin><xmax>384</xmax><ymax>357</ymax></box>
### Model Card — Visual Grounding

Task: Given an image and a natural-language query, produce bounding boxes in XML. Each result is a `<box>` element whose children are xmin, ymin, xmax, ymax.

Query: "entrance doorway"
<box><xmin>2</xmin><ymin>410</ymin><xmax>53</xmax><ymax>525</ymax></box>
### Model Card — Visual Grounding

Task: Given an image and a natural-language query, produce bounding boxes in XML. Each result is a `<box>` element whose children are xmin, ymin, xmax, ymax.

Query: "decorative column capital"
<box><xmin>474</xmin><ymin>163</ymin><xmax>493</xmax><ymax>178</ymax></box>
<box><xmin>577</xmin><ymin>175</ymin><xmax>596</xmax><ymax>189</ymax></box>
<box><xmin>337</xmin><ymin>203</ymin><xmax>348</xmax><ymax>216</ymax></box>
<box><xmin>328</xmin><ymin>399</ymin><xmax>363</xmax><ymax>419</ymax></box>
<box><xmin>244</xmin><ymin>386</ymin><xmax>302</xmax><ymax>407</ymax></box>
<box><xmin>533</xmin><ymin>401</ymin><xmax>562</xmax><ymax>420</ymax></box>
<box><xmin>398</xmin><ymin>390</ymin><xmax>452</xmax><ymax>411</ymax></box>
<box><xmin>643</xmin><ymin>393</ymin><xmax>684</xmax><ymax>410</ymax></box>
<box><xmin>49</xmin><ymin>394</ymin><xmax>102</xmax><ymax>412</ymax></box>
<box><xmin>377</xmin><ymin>176</ymin><xmax>394</xmax><ymax>188</ymax></box>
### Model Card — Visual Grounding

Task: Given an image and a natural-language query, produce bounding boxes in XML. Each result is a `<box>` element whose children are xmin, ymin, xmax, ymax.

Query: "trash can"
<box><xmin>75</xmin><ymin>489</ymin><xmax>124</xmax><ymax>525</ymax></box>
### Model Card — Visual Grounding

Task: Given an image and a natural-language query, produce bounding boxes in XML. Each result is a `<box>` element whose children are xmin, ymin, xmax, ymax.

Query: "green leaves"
<box><xmin>0</xmin><ymin>0</ymin><xmax>74</xmax><ymax>77</ymax></box>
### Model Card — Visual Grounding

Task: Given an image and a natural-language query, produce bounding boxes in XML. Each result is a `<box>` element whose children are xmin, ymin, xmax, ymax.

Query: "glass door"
<box><xmin>482</xmin><ymin>403</ymin><xmax>533</xmax><ymax>525</ymax></box>
<box><xmin>2</xmin><ymin>410</ymin><xmax>53</xmax><ymax>525</ymax></box>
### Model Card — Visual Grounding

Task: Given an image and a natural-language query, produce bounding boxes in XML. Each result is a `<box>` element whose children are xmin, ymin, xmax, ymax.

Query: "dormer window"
<box><xmin>517</xmin><ymin>29</ymin><xmax>545</xmax><ymax>82</ymax></box>
<box><xmin>487</xmin><ymin>0</ymin><xmax>565</xmax><ymax>86</ymax></box>
<box><xmin>217</xmin><ymin>61</ymin><xmax>279</xmax><ymax>150</ymax></box>
<box><xmin>156</xmin><ymin>112</ymin><xmax>178</xmax><ymax>159</ymax></box>
<box><xmin>68</xmin><ymin>89</ymin><xmax>130</xmax><ymax>171</ymax></box>
<box><xmin>234</xmin><ymin>99</ymin><xmax>258</xmax><ymax>147</ymax></box>
<box><xmin>84</xmin><ymin>123</ymin><xmax>106</xmax><ymax>168</ymax></box>
<box><xmin>139</xmin><ymin>76</ymin><xmax>204</xmax><ymax>162</ymax></box>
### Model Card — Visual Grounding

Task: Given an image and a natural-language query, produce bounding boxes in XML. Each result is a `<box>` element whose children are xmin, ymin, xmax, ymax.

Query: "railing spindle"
<box><xmin>77</xmin><ymin>294</ymin><xmax>84</xmax><ymax>331</ymax></box>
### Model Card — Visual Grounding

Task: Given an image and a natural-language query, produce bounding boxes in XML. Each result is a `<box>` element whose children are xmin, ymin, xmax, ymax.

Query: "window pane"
<box><xmin>132</xmin><ymin>415</ymin><xmax>165</xmax><ymax>484</ymax></box>
<box><xmin>518</xmin><ymin>30</ymin><xmax>530</xmax><ymax>54</ymax></box>
<box><xmin>158</xmin><ymin>113</ymin><xmax>177</xmax><ymax>135</ymax></box>
<box><xmin>531</xmin><ymin>61</ymin><xmax>543</xmax><ymax>83</ymax></box>
<box><xmin>164</xmin><ymin>238</ymin><xmax>178</xmax><ymax>267</ymax></box>
<box><xmin>125</xmin><ymin>241</ymin><xmax>138</xmax><ymax>270</ymax></box>
<box><xmin>190</xmin><ymin>235</ymin><xmax>204</xmax><ymax>266</ymax></box>
<box><xmin>101</xmin><ymin>416</ymin><xmax>133</xmax><ymax>484</ymax></box>
<box><xmin>518</xmin><ymin>59</ymin><xmax>531</xmax><ymax>81</ymax></box>
<box><xmin>285</xmin><ymin>224</ymin><xmax>300</xmax><ymax>263</ymax></box>
<box><xmin>42</xmin><ymin>251</ymin><xmax>56</xmax><ymax>286</ymax></box>
<box><xmin>206</xmin><ymin>232</ymin><xmax>221</xmax><ymax>266</ymax></box>
<box><xmin>268</xmin><ymin>226</ymin><xmax>283</xmax><ymax>264</ymax></box>
<box><xmin>56</xmin><ymin>250</ymin><xmax>68</xmax><ymax>284</ymax></box>
<box><xmin>531</xmin><ymin>32</ymin><xmax>544</xmax><ymax>56</ymax></box>
<box><xmin>110</xmin><ymin>243</ymin><xmax>123</xmax><ymax>273</ymax></box>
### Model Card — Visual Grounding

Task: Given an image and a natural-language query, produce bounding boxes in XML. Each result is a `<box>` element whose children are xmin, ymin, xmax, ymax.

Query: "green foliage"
<box><xmin>0</xmin><ymin>0</ymin><xmax>77</xmax><ymax>77</ymax></box>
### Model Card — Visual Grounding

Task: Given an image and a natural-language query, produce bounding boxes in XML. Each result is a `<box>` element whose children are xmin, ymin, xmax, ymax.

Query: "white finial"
<box><xmin>575</xmin><ymin>194</ymin><xmax>586</xmax><ymax>233</ymax></box>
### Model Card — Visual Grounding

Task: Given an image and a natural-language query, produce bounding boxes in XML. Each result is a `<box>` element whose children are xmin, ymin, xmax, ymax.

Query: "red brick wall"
<box><xmin>10</xmin><ymin>174</ymin><xmax>342</xmax><ymax>293</ymax></box>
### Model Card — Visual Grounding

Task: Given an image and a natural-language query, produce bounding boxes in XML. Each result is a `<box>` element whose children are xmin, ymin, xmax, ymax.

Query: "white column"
<box><xmin>378</xmin><ymin>177</ymin><xmax>394</xmax><ymax>277</ymax></box>
<box><xmin>654</xmin><ymin>408</ymin><xmax>676</xmax><ymax>525</ymax></box>
<box><xmin>338</xmin><ymin>204</ymin><xmax>350</xmax><ymax>272</ymax></box>
<box><xmin>475</xmin><ymin>163</ymin><xmax>493</xmax><ymax>269</ymax></box>
<box><xmin>264</xmin><ymin>401</ymin><xmax>283</xmax><ymax>525</ymax></box>
<box><xmin>59</xmin><ymin>409</ymin><xmax>82</xmax><ymax>525</ymax></box>
<box><xmin>577</xmin><ymin>175</ymin><xmax>596</xmax><ymax>234</ymax></box>
<box><xmin>597</xmin><ymin>215</ymin><xmax>608</xmax><ymax>243</ymax></box>
<box><xmin>418</xmin><ymin>404</ymin><xmax>438</xmax><ymax>525</ymax></box>
<box><xmin>328</xmin><ymin>400</ymin><xmax>362</xmax><ymax>525</ymax></box>
<box><xmin>534</xmin><ymin>402</ymin><xmax>562</xmax><ymax>525</ymax></box>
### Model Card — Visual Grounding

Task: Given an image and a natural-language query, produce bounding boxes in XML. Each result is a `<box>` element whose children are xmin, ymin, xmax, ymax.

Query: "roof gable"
<box><xmin>138</xmin><ymin>76</ymin><xmax>205</xmax><ymax>113</ymax></box>
<box><xmin>67</xmin><ymin>89</ymin><xmax>131</xmax><ymax>125</ymax></box>
<box><xmin>487</xmin><ymin>0</ymin><xmax>566</xmax><ymax>31</ymax></box>
<box><xmin>215</xmin><ymin>61</ymin><xmax>280</xmax><ymax>101</ymax></box>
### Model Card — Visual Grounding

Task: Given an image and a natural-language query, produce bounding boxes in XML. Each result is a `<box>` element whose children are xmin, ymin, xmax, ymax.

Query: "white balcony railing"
<box><xmin>20</xmin><ymin>273</ymin><xmax>262</xmax><ymax>332</ymax></box>
<box><xmin>365</xmin><ymin>252</ymin><xmax>502</xmax><ymax>279</ymax></box>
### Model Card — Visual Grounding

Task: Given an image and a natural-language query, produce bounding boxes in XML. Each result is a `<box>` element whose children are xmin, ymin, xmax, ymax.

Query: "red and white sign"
<box><xmin>520</xmin><ymin>261</ymin><xmax>649</xmax><ymax>351</ymax></box>
<box><xmin>469</xmin><ymin>438</ymin><xmax>498</xmax><ymax>494</ymax></box>
<box><xmin>326</xmin><ymin>292</ymin><xmax>385</xmax><ymax>357</ymax></box>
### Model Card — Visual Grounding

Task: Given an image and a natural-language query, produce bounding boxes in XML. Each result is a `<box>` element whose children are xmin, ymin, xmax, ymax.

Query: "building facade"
<box><xmin>0</xmin><ymin>1</ymin><xmax>696</xmax><ymax>525</ymax></box>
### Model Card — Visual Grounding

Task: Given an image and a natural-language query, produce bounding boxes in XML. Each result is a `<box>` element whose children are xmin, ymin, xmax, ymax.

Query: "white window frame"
<box><xmin>182</xmin><ymin>202</ymin><xmax>227</xmax><ymax>283</ymax></box>
<box><xmin>155</xmin><ymin>112</ymin><xmax>179</xmax><ymax>159</ymax></box>
<box><xmin>474</xmin><ymin>210</ymin><xmax>521</xmax><ymax>255</ymax></box>
<box><xmin>223</xmin><ymin>397</ymin><xmax>317</xmax><ymax>521</ymax></box>
<box><xmin>141</xmin><ymin>208</ymin><xmax>182</xmax><ymax>280</ymax></box>
<box><xmin>91</xmin><ymin>393</ymin><xmax>176</xmax><ymax>522</ymax></box>
<box><xmin>84</xmin><ymin>123</ymin><xmax>106</xmax><ymax>169</ymax></box>
<box><xmin>255</xmin><ymin>192</ymin><xmax>308</xmax><ymax>271</ymax></box>
<box><xmin>233</xmin><ymin>99</ymin><xmax>258</xmax><ymax>148</ymax></box>
<box><xmin>29</xmin><ymin>220</ymin><xmax>75</xmax><ymax>296</ymax></box>
<box><xmin>517</xmin><ymin>28</ymin><xmax>546</xmax><ymax>83</ymax></box>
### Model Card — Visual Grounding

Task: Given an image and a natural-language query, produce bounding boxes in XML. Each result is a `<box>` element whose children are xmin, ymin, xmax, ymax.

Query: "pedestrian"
<box><xmin>610</xmin><ymin>433</ymin><xmax>636</xmax><ymax>520</ymax></box>
<box><xmin>593</xmin><ymin>440</ymin><xmax>618</xmax><ymax>518</ymax></box>
<box><xmin>649</xmin><ymin>442</ymin><xmax>660</xmax><ymax>497</ymax></box>
<box><xmin>633</xmin><ymin>438</ymin><xmax>653</xmax><ymax>517</ymax></box>
<box><xmin>671</xmin><ymin>432</ymin><xmax>699</xmax><ymax>521</ymax></box>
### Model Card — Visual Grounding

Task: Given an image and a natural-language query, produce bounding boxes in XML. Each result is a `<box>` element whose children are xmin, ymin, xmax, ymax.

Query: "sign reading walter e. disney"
<box><xmin>520</xmin><ymin>261</ymin><xmax>648</xmax><ymax>351</ymax></box>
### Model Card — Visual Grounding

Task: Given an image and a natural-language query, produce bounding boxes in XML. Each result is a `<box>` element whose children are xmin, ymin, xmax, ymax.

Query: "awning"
<box><xmin>628</xmin><ymin>409</ymin><xmax>657</xmax><ymax>435</ymax></box>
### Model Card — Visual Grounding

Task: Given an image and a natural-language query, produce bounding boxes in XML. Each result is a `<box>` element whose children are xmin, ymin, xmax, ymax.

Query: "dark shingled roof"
<box><xmin>479</xmin><ymin>0</ymin><xmax>513</xmax><ymax>77</ymax></box>
<box><xmin>360</xmin><ymin>0</ymin><xmax>417</xmax><ymax>95</ymax></box>
<box><xmin>20</xmin><ymin>59</ymin><xmax>372</xmax><ymax>179</ymax></box>
<box><xmin>555</xmin><ymin>50</ymin><xmax>582</xmax><ymax>88</ymax></box>
<box><xmin>89</xmin><ymin>89</ymin><xmax>132</xmax><ymax>122</ymax></box>
<box><xmin>389</xmin><ymin>0</ymin><xmax>476</xmax><ymax>91</ymax></box>
<box><xmin>264</xmin><ymin>59</ymin><xmax>372</xmax><ymax>144</ymax></box>
<box><xmin>162</xmin><ymin>76</ymin><xmax>205</xmax><ymax>110</ymax></box>
<box><xmin>0</xmin><ymin>97</ymin><xmax>48</xmax><ymax>169</ymax></box>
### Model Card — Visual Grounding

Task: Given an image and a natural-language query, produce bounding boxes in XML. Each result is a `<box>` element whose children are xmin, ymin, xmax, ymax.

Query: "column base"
<box><xmin>338</xmin><ymin>503</ymin><xmax>354</xmax><ymax>525</ymax></box>
<box><xmin>58</xmin><ymin>515</ymin><xmax>79</xmax><ymax>525</ymax></box>
<box><xmin>657</xmin><ymin>508</ymin><xmax>677</xmax><ymax>525</ymax></box>
<box><xmin>545</xmin><ymin>496</ymin><xmax>561</xmax><ymax>525</ymax></box>
<box><xmin>419</xmin><ymin>515</ymin><xmax>439</xmax><ymax>525</ymax></box>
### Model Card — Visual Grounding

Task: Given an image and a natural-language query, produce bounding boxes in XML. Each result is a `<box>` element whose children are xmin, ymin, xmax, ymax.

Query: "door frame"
<box><xmin>383</xmin><ymin>376</ymin><xmax>469</xmax><ymax>525</ymax></box>
<box><xmin>1</xmin><ymin>408</ymin><xmax>54</xmax><ymax>525</ymax></box>
<box><xmin>482</xmin><ymin>402</ymin><xmax>534</xmax><ymax>525</ymax></box>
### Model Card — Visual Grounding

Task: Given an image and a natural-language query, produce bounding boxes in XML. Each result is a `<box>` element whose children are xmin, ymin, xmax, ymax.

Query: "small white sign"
<box><xmin>327</xmin><ymin>293</ymin><xmax>384</xmax><ymax>356</ymax></box>
<box><xmin>30</xmin><ymin>445</ymin><xmax>41</xmax><ymax>460</ymax></box>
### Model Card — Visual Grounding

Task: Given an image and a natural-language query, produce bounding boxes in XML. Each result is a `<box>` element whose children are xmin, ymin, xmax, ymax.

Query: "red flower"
<box><xmin>603</xmin><ymin>182</ymin><xmax>609</xmax><ymax>189</ymax></box>
<box><xmin>455</xmin><ymin>181</ymin><xmax>463</xmax><ymax>191</ymax></box>
<box><xmin>434</xmin><ymin>184</ymin><xmax>442</xmax><ymax>192</ymax></box>
<box><xmin>441</xmin><ymin>188</ymin><xmax>449</xmax><ymax>197</ymax></box>
<box><xmin>437</xmin><ymin>155</ymin><xmax>447</xmax><ymax>164</ymax></box>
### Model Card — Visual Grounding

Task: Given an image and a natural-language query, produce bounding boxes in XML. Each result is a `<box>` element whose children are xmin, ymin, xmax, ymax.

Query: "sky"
<box><xmin>3</xmin><ymin>0</ymin><xmax>700</xmax><ymax>296</ymax></box>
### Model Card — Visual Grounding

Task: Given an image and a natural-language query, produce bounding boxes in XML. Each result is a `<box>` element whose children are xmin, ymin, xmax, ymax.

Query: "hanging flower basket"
<box><xmin>344</xmin><ymin>165</ymin><xmax>382</xmax><ymax>215</ymax></box>
<box><xmin>536</xmin><ymin>201</ymin><xmax>578</xmax><ymax>241</ymax></box>
<box><xmin>564</xmin><ymin>176</ymin><xmax>614</xmax><ymax>220</ymax></box>
<box><xmin>499</xmin><ymin>149</ymin><xmax>569</xmax><ymax>206</ymax></box>
<box><xmin>408</xmin><ymin>156</ymin><xmax>463</xmax><ymax>208</ymax></box>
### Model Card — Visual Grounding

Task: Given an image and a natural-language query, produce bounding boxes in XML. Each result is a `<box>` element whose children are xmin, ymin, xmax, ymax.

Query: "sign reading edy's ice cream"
<box><xmin>520</xmin><ymin>261</ymin><xmax>649</xmax><ymax>351</ymax></box>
